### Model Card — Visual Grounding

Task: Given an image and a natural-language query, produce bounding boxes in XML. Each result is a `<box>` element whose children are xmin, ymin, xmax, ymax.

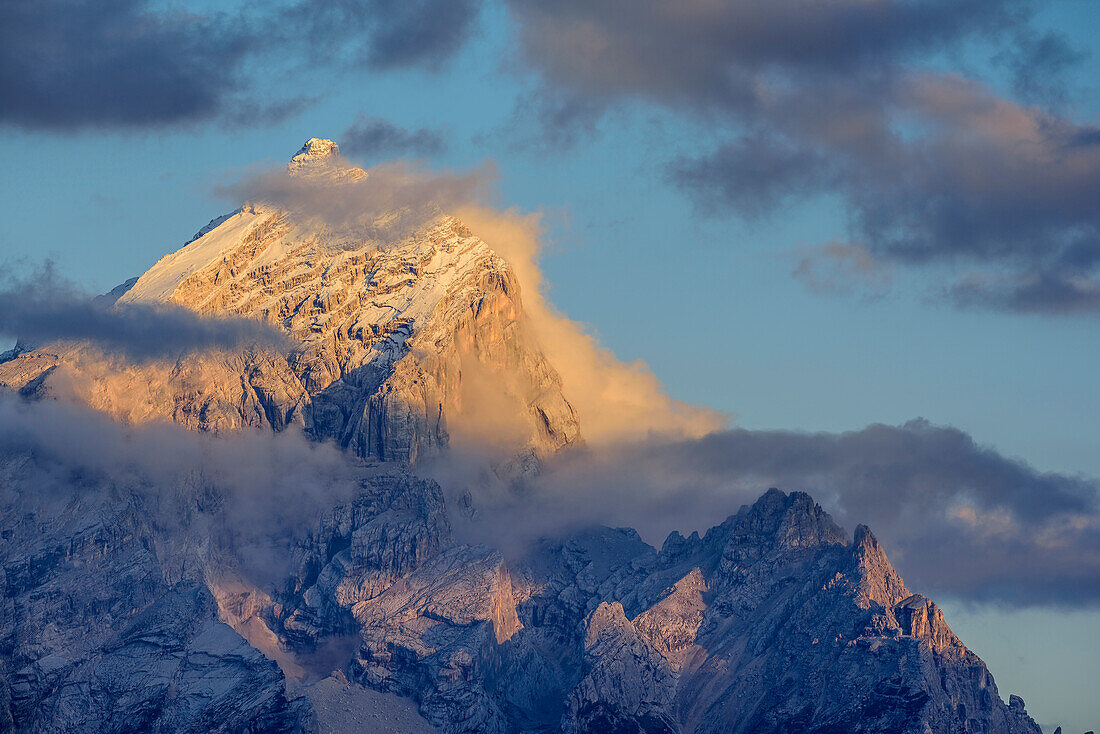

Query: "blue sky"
<box><xmin>1</xmin><ymin>1</ymin><xmax>1098</xmax><ymax>729</ymax></box>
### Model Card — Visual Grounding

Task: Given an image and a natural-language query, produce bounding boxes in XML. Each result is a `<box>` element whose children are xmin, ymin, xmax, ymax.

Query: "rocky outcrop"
<box><xmin>500</xmin><ymin>490</ymin><xmax>1043</xmax><ymax>734</ymax></box>
<box><xmin>0</xmin><ymin>454</ymin><xmax>311</xmax><ymax>733</ymax></box>
<box><xmin>350</xmin><ymin>545</ymin><xmax>523</xmax><ymax>733</ymax></box>
<box><xmin>629</xmin><ymin>568</ymin><xmax>707</xmax><ymax>672</ymax></box>
<box><xmin>563</xmin><ymin>601</ymin><xmax>677</xmax><ymax>734</ymax></box>
<box><xmin>276</xmin><ymin>471</ymin><xmax>454</xmax><ymax>644</ymax></box>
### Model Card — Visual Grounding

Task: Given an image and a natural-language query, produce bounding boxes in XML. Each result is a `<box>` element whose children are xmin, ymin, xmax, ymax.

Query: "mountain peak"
<box><xmin>290</xmin><ymin>137</ymin><xmax>339</xmax><ymax>164</ymax></box>
<box><xmin>286</xmin><ymin>137</ymin><xmax>348</xmax><ymax>176</ymax></box>
<box><xmin>286</xmin><ymin>137</ymin><xmax>367</xmax><ymax>182</ymax></box>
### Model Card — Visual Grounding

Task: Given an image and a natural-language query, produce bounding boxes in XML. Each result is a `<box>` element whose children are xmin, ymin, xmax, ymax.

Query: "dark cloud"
<box><xmin>675</xmin><ymin>73</ymin><xmax>1100</xmax><ymax>309</ymax></box>
<box><xmin>0</xmin><ymin>0</ymin><xmax>254</xmax><ymax>129</ymax></box>
<box><xmin>275</xmin><ymin>0</ymin><xmax>482</xmax><ymax>71</ymax></box>
<box><xmin>669</xmin><ymin>136</ymin><xmax>836</xmax><ymax>218</ymax></box>
<box><xmin>504</xmin><ymin>0</ymin><xmax>1100</xmax><ymax>314</ymax></box>
<box><xmin>500</xmin><ymin>89</ymin><xmax>607</xmax><ymax>153</ymax></box>
<box><xmin>1</xmin><ymin>0</ymin><xmax>483</xmax><ymax>131</ymax></box>
<box><xmin>506</xmin><ymin>0</ymin><xmax>1016</xmax><ymax>108</ymax></box>
<box><xmin>358</xmin><ymin>0</ymin><xmax>482</xmax><ymax>70</ymax></box>
<box><xmin>463</xmin><ymin>420</ymin><xmax>1100</xmax><ymax>607</ymax></box>
<box><xmin>341</xmin><ymin>116</ymin><xmax>447</xmax><ymax>160</ymax></box>
<box><xmin>950</xmin><ymin>269</ymin><xmax>1100</xmax><ymax>314</ymax></box>
<box><xmin>996</xmin><ymin>27</ymin><xmax>1086</xmax><ymax>107</ymax></box>
<box><xmin>0</xmin><ymin>264</ymin><xmax>290</xmax><ymax>360</ymax></box>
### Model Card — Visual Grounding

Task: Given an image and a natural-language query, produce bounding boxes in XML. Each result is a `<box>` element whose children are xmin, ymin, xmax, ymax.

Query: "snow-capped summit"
<box><xmin>286</xmin><ymin>137</ymin><xmax>366</xmax><ymax>182</ymax></box>
<box><xmin>1</xmin><ymin>140</ymin><xmax>579</xmax><ymax>465</ymax></box>
<box><xmin>288</xmin><ymin>137</ymin><xmax>341</xmax><ymax>170</ymax></box>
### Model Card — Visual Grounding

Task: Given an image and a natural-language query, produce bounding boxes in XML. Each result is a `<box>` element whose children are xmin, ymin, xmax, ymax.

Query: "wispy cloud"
<box><xmin>791</xmin><ymin>241</ymin><xmax>893</xmax><ymax>300</ymax></box>
<box><xmin>341</xmin><ymin>116</ymin><xmax>447</xmax><ymax>160</ymax></box>
<box><xmin>0</xmin><ymin>394</ymin><xmax>364</xmax><ymax>586</ymax></box>
<box><xmin>0</xmin><ymin>263</ymin><xmax>290</xmax><ymax>360</ymax></box>
<box><xmin>215</xmin><ymin>158</ymin><xmax>495</xmax><ymax>241</ymax></box>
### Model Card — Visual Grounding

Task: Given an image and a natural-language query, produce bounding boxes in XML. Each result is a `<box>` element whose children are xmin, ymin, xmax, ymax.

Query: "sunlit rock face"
<box><xmin>0</xmin><ymin>140</ymin><xmax>579</xmax><ymax>466</ymax></box>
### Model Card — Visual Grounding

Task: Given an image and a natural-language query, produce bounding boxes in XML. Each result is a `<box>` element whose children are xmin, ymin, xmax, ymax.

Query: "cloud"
<box><xmin>0</xmin><ymin>393</ymin><xmax>363</xmax><ymax>587</ymax></box>
<box><xmin>460</xmin><ymin>420</ymin><xmax>1100</xmax><ymax>607</ymax></box>
<box><xmin>0</xmin><ymin>0</ymin><xmax>254</xmax><ymax>129</ymax></box>
<box><xmin>216</xmin><ymin>157</ymin><xmax>496</xmax><ymax>241</ymax></box>
<box><xmin>354</xmin><ymin>0</ymin><xmax>482</xmax><ymax>70</ymax></box>
<box><xmin>499</xmin><ymin>89</ymin><xmax>607</xmax><ymax>153</ymax></box>
<box><xmin>341</xmin><ymin>116</ymin><xmax>447</xmax><ymax>160</ymax></box>
<box><xmin>995</xmin><ymin>26</ymin><xmax>1086</xmax><ymax>107</ymax></box>
<box><xmin>791</xmin><ymin>241</ymin><xmax>893</xmax><ymax>300</ymax></box>
<box><xmin>503</xmin><ymin>0</ymin><xmax>1100</xmax><ymax>314</ymax></box>
<box><xmin>276</xmin><ymin>0</ymin><xmax>482</xmax><ymax>71</ymax></box>
<box><xmin>506</xmin><ymin>0</ymin><xmax>1014</xmax><ymax>108</ymax></box>
<box><xmin>454</xmin><ymin>206</ymin><xmax>725</xmax><ymax>445</ymax></box>
<box><xmin>669</xmin><ymin>135</ymin><xmax>836</xmax><ymax>219</ymax></box>
<box><xmin>1</xmin><ymin>0</ymin><xmax>483</xmax><ymax>131</ymax></box>
<box><xmin>659</xmin><ymin>73</ymin><xmax>1100</xmax><ymax>313</ymax></box>
<box><xmin>951</xmin><ymin>269</ymin><xmax>1100</xmax><ymax>313</ymax></box>
<box><xmin>0</xmin><ymin>263</ymin><xmax>290</xmax><ymax>361</ymax></box>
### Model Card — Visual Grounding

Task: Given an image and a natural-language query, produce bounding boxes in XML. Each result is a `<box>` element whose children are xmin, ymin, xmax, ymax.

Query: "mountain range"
<box><xmin>0</xmin><ymin>140</ymin><xmax>1053</xmax><ymax>733</ymax></box>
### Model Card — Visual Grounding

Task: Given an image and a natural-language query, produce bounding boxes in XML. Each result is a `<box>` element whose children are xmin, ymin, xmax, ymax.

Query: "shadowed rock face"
<box><xmin>267</xmin><ymin>486</ymin><xmax>1039</xmax><ymax>734</ymax></box>
<box><xmin>0</xmin><ymin>454</ymin><xmax>307</xmax><ymax>733</ymax></box>
<box><xmin>0</xmin><ymin>451</ymin><xmax>1045</xmax><ymax>733</ymax></box>
<box><xmin>0</xmin><ymin>418</ymin><xmax>1049</xmax><ymax>733</ymax></box>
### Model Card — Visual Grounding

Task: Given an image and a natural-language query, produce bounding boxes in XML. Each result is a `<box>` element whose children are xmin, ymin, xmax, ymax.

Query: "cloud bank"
<box><xmin>6</xmin><ymin>374</ymin><xmax>1095</xmax><ymax>609</ymax></box>
<box><xmin>0</xmin><ymin>264</ymin><xmax>290</xmax><ymax>361</ymax></box>
<box><xmin>461</xmin><ymin>420</ymin><xmax>1100</xmax><ymax>607</ymax></box>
